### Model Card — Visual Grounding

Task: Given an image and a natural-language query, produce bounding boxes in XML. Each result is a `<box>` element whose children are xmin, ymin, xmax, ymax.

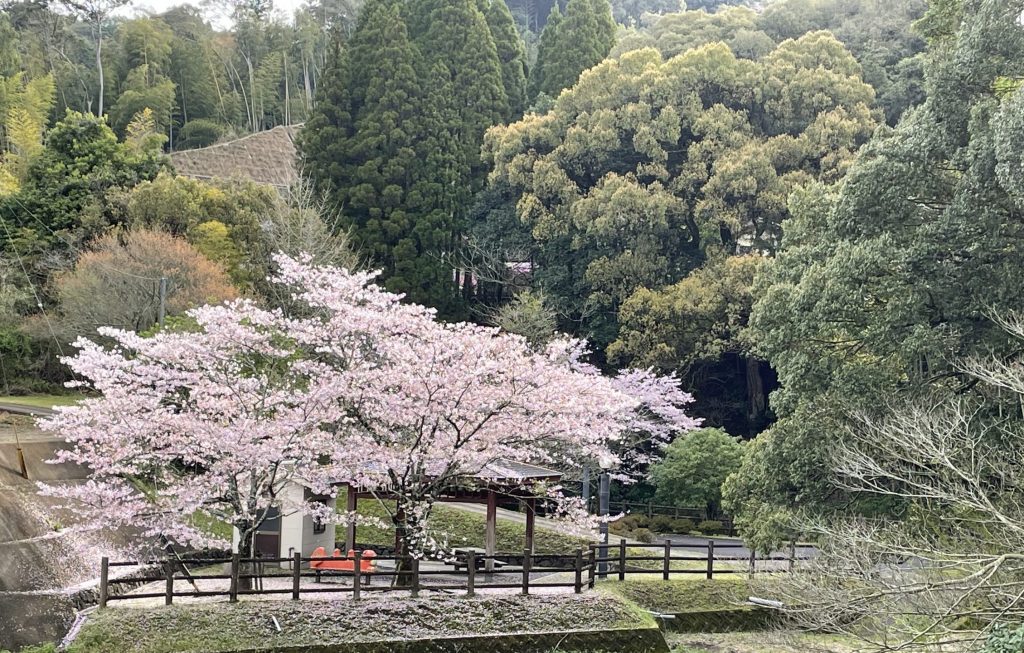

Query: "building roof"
<box><xmin>476</xmin><ymin>459</ymin><xmax>562</xmax><ymax>482</ymax></box>
<box><xmin>169</xmin><ymin>124</ymin><xmax>302</xmax><ymax>190</ymax></box>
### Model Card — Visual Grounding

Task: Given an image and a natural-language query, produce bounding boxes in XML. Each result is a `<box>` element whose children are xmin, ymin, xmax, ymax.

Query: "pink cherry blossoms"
<box><xmin>41</xmin><ymin>254</ymin><xmax>697</xmax><ymax>557</ymax></box>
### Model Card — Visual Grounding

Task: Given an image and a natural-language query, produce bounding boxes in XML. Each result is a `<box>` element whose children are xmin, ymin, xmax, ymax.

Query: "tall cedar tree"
<box><xmin>528</xmin><ymin>4</ymin><xmax>563</xmax><ymax>100</ymax></box>
<box><xmin>298</xmin><ymin>0</ymin><xmax>460</xmax><ymax>312</ymax></box>
<box><xmin>411</xmin><ymin>0</ymin><xmax>508</xmax><ymax>188</ymax></box>
<box><xmin>534</xmin><ymin>0</ymin><xmax>616</xmax><ymax>98</ymax></box>
<box><xmin>486</xmin><ymin>0</ymin><xmax>529</xmax><ymax>120</ymax></box>
<box><xmin>296</xmin><ymin>30</ymin><xmax>352</xmax><ymax>196</ymax></box>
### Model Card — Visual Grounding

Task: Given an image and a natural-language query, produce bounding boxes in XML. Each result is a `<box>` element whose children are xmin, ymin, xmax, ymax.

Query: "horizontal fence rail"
<box><xmin>97</xmin><ymin>539</ymin><xmax>812</xmax><ymax>606</ymax></box>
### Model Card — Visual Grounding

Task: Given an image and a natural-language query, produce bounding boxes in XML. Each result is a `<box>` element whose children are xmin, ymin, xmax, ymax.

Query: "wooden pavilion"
<box><xmin>341</xmin><ymin>460</ymin><xmax>563</xmax><ymax>571</ymax></box>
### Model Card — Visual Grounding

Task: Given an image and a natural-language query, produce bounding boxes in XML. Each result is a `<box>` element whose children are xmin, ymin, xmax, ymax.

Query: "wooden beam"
<box><xmin>345</xmin><ymin>483</ymin><xmax>357</xmax><ymax>552</ymax></box>
<box><xmin>525</xmin><ymin>497</ymin><xmax>536</xmax><ymax>555</ymax></box>
<box><xmin>485</xmin><ymin>489</ymin><xmax>497</xmax><ymax>573</ymax></box>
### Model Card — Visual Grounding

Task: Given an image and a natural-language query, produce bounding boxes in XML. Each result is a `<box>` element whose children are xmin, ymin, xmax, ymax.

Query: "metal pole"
<box><xmin>598</xmin><ymin>470</ymin><xmax>609</xmax><ymax>579</ymax></box>
<box><xmin>157</xmin><ymin>277</ymin><xmax>168</xmax><ymax>327</ymax></box>
<box><xmin>582</xmin><ymin>465</ymin><xmax>591</xmax><ymax>511</ymax></box>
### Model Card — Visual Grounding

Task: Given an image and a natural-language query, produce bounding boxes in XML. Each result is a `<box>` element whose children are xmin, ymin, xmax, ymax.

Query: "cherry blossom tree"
<box><xmin>41</xmin><ymin>254</ymin><xmax>697</xmax><ymax>579</ymax></box>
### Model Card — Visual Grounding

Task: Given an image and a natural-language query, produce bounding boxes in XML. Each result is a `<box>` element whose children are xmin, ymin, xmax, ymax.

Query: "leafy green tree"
<box><xmin>650</xmin><ymin>427</ymin><xmax>744</xmax><ymax>516</ymax></box>
<box><xmin>486</xmin><ymin>0</ymin><xmax>529</xmax><ymax>120</ymax></box>
<box><xmin>726</xmin><ymin>0</ymin><xmax>1024</xmax><ymax>550</ymax></box>
<box><xmin>758</xmin><ymin>0</ymin><xmax>928</xmax><ymax>125</ymax></box>
<box><xmin>109</xmin><ymin>64</ymin><xmax>176</xmax><ymax>136</ymax></box>
<box><xmin>491</xmin><ymin>290</ymin><xmax>558</xmax><ymax>346</ymax></box>
<box><xmin>612</xmin><ymin>6</ymin><xmax>769</xmax><ymax>59</ymax></box>
<box><xmin>1</xmin><ymin>110</ymin><xmax>166</xmax><ymax>252</ymax></box>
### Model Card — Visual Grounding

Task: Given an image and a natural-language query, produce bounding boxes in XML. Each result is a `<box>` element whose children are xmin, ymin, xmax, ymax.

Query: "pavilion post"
<box><xmin>524</xmin><ymin>497</ymin><xmax>536</xmax><ymax>555</ymax></box>
<box><xmin>485</xmin><ymin>489</ymin><xmax>497</xmax><ymax>573</ymax></box>
<box><xmin>345</xmin><ymin>483</ymin><xmax>357</xmax><ymax>553</ymax></box>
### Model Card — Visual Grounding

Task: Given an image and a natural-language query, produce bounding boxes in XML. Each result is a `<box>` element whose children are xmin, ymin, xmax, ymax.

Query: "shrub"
<box><xmin>632</xmin><ymin>527</ymin><xmax>655</xmax><ymax>543</ymax></box>
<box><xmin>697</xmin><ymin>520</ymin><xmax>725</xmax><ymax>535</ymax></box>
<box><xmin>649</xmin><ymin>515</ymin><xmax>675</xmax><ymax>532</ymax></box>
<box><xmin>620</xmin><ymin>514</ymin><xmax>650</xmax><ymax>530</ymax></box>
<box><xmin>176</xmin><ymin>119</ymin><xmax>224</xmax><ymax>150</ymax></box>
<box><xmin>671</xmin><ymin>518</ymin><xmax>696</xmax><ymax>534</ymax></box>
<box><xmin>982</xmin><ymin>624</ymin><xmax>1024</xmax><ymax>653</ymax></box>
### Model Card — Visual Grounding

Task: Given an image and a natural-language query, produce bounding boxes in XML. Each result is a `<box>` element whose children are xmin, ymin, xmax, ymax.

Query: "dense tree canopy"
<box><xmin>485</xmin><ymin>33</ymin><xmax>878</xmax><ymax>433</ymax></box>
<box><xmin>614</xmin><ymin>0</ymin><xmax>927</xmax><ymax>125</ymax></box>
<box><xmin>723</xmin><ymin>0</ymin><xmax>1024</xmax><ymax>550</ymax></box>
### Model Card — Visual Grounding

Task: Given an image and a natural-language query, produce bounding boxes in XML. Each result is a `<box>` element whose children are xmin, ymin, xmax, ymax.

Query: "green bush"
<box><xmin>632</xmin><ymin>527</ymin><xmax>655</xmax><ymax>543</ymax></box>
<box><xmin>649</xmin><ymin>515</ymin><xmax>675</xmax><ymax>532</ymax></box>
<box><xmin>176</xmin><ymin>119</ymin><xmax>224</xmax><ymax>150</ymax></box>
<box><xmin>671</xmin><ymin>518</ymin><xmax>696</xmax><ymax>534</ymax></box>
<box><xmin>982</xmin><ymin>624</ymin><xmax>1024</xmax><ymax>653</ymax></box>
<box><xmin>697</xmin><ymin>520</ymin><xmax>725</xmax><ymax>535</ymax></box>
<box><xmin>620</xmin><ymin>514</ymin><xmax>651</xmax><ymax>530</ymax></box>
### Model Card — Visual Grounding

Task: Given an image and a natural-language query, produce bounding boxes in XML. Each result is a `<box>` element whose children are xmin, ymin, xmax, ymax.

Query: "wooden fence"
<box><xmin>97</xmin><ymin>540</ymin><xmax>810</xmax><ymax>606</ymax></box>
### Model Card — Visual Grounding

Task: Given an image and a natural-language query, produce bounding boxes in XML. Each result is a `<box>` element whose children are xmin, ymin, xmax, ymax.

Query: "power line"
<box><xmin>6</xmin><ymin>194</ymin><xmax>165</xmax><ymax>282</ymax></box>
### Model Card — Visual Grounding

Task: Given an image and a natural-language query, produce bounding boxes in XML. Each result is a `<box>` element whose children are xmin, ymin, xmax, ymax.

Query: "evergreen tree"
<box><xmin>486</xmin><ymin>0</ymin><xmax>529</xmax><ymax>120</ymax></box>
<box><xmin>413</xmin><ymin>0</ymin><xmax>508</xmax><ymax>185</ymax></box>
<box><xmin>536</xmin><ymin>0</ymin><xmax>616</xmax><ymax>98</ymax></box>
<box><xmin>528</xmin><ymin>4</ymin><xmax>563</xmax><ymax>100</ymax></box>
<box><xmin>298</xmin><ymin>0</ymin><xmax>460</xmax><ymax>311</ymax></box>
<box><xmin>296</xmin><ymin>31</ymin><xmax>353</xmax><ymax>196</ymax></box>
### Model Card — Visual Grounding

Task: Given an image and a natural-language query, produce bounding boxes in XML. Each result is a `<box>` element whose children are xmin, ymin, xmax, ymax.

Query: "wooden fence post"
<box><xmin>522</xmin><ymin>549</ymin><xmax>531</xmax><ymax>595</ymax></box>
<box><xmin>410</xmin><ymin>557</ymin><xmax>420</xmax><ymax>598</ymax></box>
<box><xmin>467</xmin><ymin>551</ymin><xmax>476</xmax><ymax>597</ymax></box>
<box><xmin>229</xmin><ymin>553</ymin><xmax>240</xmax><ymax>603</ymax></box>
<box><xmin>587</xmin><ymin>547</ymin><xmax>596</xmax><ymax>589</ymax></box>
<box><xmin>706</xmin><ymin>541</ymin><xmax>714</xmax><ymax>580</ymax></box>
<box><xmin>353</xmin><ymin>551</ymin><xmax>362</xmax><ymax>601</ymax></box>
<box><xmin>663</xmin><ymin>539</ymin><xmax>671</xmax><ymax>581</ymax></box>
<box><xmin>788</xmin><ymin>540</ymin><xmax>796</xmax><ymax>572</ymax></box>
<box><xmin>748</xmin><ymin>549</ymin><xmax>756</xmax><ymax>579</ymax></box>
<box><xmin>647</xmin><ymin>499</ymin><xmax>653</xmax><ymax>518</ymax></box>
<box><xmin>618</xmin><ymin>539</ymin><xmax>626</xmax><ymax>581</ymax></box>
<box><xmin>164</xmin><ymin>562</ymin><xmax>174</xmax><ymax>606</ymax></box>
<box><xmin>574</xmin><ymin>548</ymin><xmax>583</xmax><ymax>594</ymax></box>
<box><xmin>292</xmin><ymin>552</ymin><xmax>301</xmax><ymax>600</ymax></box>
<box><xmin>99</xmin><ymin>557</ymin><xmax>109</xmax><ymax>608</ymax></box>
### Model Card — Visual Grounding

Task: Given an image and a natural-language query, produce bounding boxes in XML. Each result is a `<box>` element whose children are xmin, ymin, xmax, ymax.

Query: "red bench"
<box><xmin>310</xmin><ymin>546</ymin><xmax>377</xmax><ymax>585</ymax></box>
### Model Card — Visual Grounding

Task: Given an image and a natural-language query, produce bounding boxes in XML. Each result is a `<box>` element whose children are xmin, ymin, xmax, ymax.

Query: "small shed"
<box><xmin>233</xmin><ymin>480</ymin><xmax>335</xmax><ymax>564</ymax></box>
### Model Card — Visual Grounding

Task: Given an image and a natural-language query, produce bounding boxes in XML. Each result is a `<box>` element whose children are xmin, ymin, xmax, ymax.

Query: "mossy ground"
<box><xmin>68</xmin><ymin>594</ymin><xmax>653</xmax><ymax>653</ymax></box>
<box><xmin>667</xmin><ymin>632</ymin><xmax>862</xmax><ymax>652</ymax></box>
<box><xmin>600</xmin><ymin>577</ymin><xmax>756</xmax><ymax>614</ymax></box>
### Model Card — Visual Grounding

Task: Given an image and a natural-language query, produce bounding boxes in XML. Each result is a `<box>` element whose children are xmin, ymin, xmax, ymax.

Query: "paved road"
<box><xmin>662</xmin><ymin>535</ymin><xmax>817</xmax><ymax>560</ymax></box>
<box><xmin>0</xmin><ymin>402</ymin><xmax>55</xmax><ymax>418</ymax></box>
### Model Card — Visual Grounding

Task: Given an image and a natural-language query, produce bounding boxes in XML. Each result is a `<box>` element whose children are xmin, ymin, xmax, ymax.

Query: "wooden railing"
<box><xmin>593</xmin><ymin>539</ymin><xmax>809</xmax><ymax>581</ymax></box>
<box><xmin>98</xmin><ymin>548</ymin><xmax>598</xmax><ymax>607</ymax></box>
<box><xmin>97</xmin><ymin>540</ymin><xmax>811</xmax><ymax>606</ymax></box>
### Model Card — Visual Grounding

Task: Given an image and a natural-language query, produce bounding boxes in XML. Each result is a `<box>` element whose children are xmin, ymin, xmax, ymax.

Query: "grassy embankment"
<box><xmin>60</xmin><ymin>594</ymin><xmax>662</xmax><ymax>653</ymax></box>
<box><xmin>0</xmin><ymin>394</ymin><xmax>84</xmax><ymax>408</ymax></box>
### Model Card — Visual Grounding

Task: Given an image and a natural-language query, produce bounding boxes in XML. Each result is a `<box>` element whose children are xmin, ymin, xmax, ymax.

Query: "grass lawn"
<box><xmin>68</xmin><ymin>594</ymin><xmax>655</xmax><ymax>653</ymax></box>
<box><xmin>336</xmin><ymin>487</ymin><xmax>595</xmax><ymax>555</ymax></box>
<box><xmin>600</xmin><ymin>577</ymin><xmax>755</xmax><ymax>614</ymax></box>
<box><xmin>0</xmin><ymin>394</ymin><xmax>84</xmax><ymax>409</ymax></box>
